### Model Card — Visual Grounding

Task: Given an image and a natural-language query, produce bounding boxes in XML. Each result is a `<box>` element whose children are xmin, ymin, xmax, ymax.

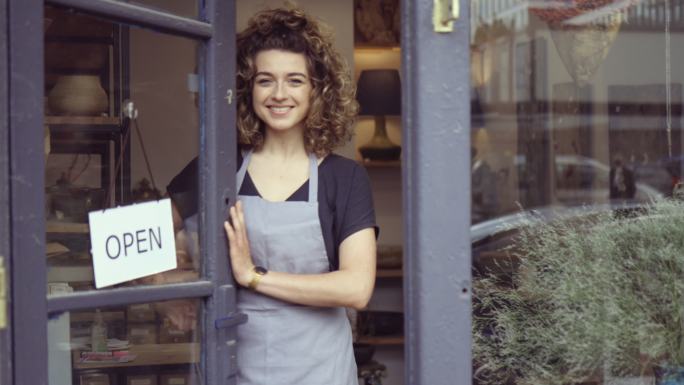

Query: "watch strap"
<box><xmin>247</xmin><ymin>266</ymin><xmax>267</xmax><ymax>290</ymax></box>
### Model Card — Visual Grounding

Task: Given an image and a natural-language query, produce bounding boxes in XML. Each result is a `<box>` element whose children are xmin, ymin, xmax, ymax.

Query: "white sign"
<box><xmin>88</xmin><ymin>199</ymin><xmax>177</xmax><ymax>288</ymax></box>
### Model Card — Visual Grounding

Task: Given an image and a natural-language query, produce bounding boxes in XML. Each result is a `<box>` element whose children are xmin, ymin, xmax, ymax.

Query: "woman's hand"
<box><xmin>224</xmin><ymin>201</ymin><xmax>255</xmax><ymax>287</ymax></box>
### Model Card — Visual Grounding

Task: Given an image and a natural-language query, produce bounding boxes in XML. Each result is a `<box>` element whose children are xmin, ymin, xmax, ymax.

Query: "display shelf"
<box><xmin>70</xmin><ymin>310</ymin><xmax>125</xmax><ymax>323</ymax></box>
<box><xmin>72</xmin><ymin>342</ymin><xmax>200</xmax><ymax>369</ymax></box>
<box><xmin>47</xmin><ymin>263</ymin><xmax>93</xmax><ymax>284</ymax></box>
<box><xmin>354</xmin><ymin>46</ymin><xmax>401</xmax><ymax>52</ymax></box>
<box><xmin>359</xmin><ymin>159</ymin><xmax>401</xmax><ymax>168</ymax></box>
<box><xmin>47</xmin><ymin>220</ymin><xmax>89</xmax><ymax>234</ymax></box>
<box><xmin>357</xmin><ymin>335</ymin><xmax>404</xmax><ymax>346</ymax></box>
<box><xmin>45</xmin><ymin>116</ymin><xmax>120</xmax><ymax>125</ymax></box>
<box><xmin>376</xmin><ymin>269</ymin><xmax>402</xmax><ymax>278</ymax></box>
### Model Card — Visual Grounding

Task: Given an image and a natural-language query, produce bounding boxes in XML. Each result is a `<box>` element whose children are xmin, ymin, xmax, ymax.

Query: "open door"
<box><xmin>8</xmin><ymin>1</ymin><xmax>241</xmax><ymax>384</ymax></box>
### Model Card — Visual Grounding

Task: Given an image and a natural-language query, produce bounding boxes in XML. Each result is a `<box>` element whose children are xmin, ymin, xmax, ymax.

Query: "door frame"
<box><xmin>0</xmin><ymin>0</ymin><xmax>11</xmax><ymax>384</ymax></box>
<box><xmin>8</xmin><ymin>2</ymin><xmax>48</xmax><ymax>384</ymax></box>
<box><xmin>8</xmin><ymin>1</ymin><xmax>239</xmax><ymax>384</ymax></box>
<box><xmin>402</xmin><ymin>0</ymin><xmax>472</xmax><ymax>383</ymax></box>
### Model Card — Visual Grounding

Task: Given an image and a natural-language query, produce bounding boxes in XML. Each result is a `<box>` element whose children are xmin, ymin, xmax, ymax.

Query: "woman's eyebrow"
<box><xmin>255</xmin><ymin>71</ymin><xmax>308</xmax><ymax>78</ymax></box>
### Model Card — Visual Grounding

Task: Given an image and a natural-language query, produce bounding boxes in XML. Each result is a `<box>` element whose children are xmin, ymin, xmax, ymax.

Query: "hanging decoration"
<box><xmin>530</xmin><ymin>0</ymin><xmax>635</xmax><ymax>86</ymax></box>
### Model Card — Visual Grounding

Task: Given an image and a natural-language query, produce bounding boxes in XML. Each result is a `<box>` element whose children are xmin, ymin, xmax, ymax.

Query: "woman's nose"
<box><xmin>271</xmin><ymin>81</ymin><xmax>287</xmax><ymax>100</ymax></box>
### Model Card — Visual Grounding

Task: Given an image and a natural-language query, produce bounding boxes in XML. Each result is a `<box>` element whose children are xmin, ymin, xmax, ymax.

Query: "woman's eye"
<box><xmin>289</xmin><ymin>78</ymin><xmax>305</xmax><ymax>86</ymax></box>
<box><xmin>256</xmin><ymin>79</ymin><xmax>273</xmax><ymax>86</ymax></box>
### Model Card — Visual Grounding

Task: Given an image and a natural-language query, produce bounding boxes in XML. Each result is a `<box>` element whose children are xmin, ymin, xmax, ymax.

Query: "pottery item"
<box><xmin>49</xmin><ymin>185</ymin><xmax>106</xmax><ymax>222</ymax></box>
<box><xmin>48</xmin><ymin>75</ymin><xmax>108</xmax><ymax>116</ymax></box>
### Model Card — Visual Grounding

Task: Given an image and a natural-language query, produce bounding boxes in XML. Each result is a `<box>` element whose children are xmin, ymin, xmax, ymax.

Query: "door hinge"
<box><xmin>433</xmin><ymin>0</ymin><xmax>460</xmax><ymax>33</ymax></box>
<box><xmin>0</xmin><ymin>257</ymin><xmax>6</xmax><ymax>330</ymax></box>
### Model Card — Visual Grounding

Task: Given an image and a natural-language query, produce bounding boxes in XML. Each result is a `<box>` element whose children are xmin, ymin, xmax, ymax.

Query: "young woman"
<box><xmin>223</xmin><ymin>8</ymin><xmax>378</xmax><ymax>385</ymax></box>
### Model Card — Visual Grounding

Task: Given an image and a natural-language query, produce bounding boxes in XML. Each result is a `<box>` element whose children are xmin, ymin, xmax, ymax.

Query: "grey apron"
<box><xmin>236</xmin><ymin>151</ymin><xmax>358</xmax><ymax>385</ymax></box>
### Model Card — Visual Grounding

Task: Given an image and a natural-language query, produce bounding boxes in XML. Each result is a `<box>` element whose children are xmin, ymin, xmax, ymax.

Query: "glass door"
<box><xmin>9</xmin><ymin>1</ymin><xmax>239</xmax><ymax>384</ymax></box>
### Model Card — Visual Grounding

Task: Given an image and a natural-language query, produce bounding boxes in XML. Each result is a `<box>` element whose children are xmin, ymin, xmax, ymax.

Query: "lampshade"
<box><xmin>356</xmin><ymin>69</ymin><xmax>401</xmax><ymax>116</ymax></box>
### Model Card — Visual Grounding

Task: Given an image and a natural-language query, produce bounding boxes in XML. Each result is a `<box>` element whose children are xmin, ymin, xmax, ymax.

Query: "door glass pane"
<box><xmin>117</xmin><ymin>0</ymin><xmax>200</xmax><ymax>20</ymax></box>
<box><xmin>47</xmin><ymin>297</ymin><xmax>202</xmax><ymax>385</ymax></box>
<box><xmin>45</xmin><ymin>6</ymin><xmax>202</xmax><ymax>293</ymax></box>
<box><xmin>471</xmin><ymin>1</ymin><xmax>683</xmax><ymax>384</ymax></box>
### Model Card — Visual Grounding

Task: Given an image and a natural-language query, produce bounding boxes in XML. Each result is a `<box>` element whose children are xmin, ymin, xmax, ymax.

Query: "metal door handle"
<box><xmin>215</xmin><ymin>311</ymin><xmax>248</xmax><ymax>329</ymax></box>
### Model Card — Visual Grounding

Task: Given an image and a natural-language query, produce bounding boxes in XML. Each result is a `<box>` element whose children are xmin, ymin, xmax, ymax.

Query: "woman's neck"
<box><xmin>260</xmin><ymin>125</ymin><xmax>307</xmax><ymax>161</ymax></box>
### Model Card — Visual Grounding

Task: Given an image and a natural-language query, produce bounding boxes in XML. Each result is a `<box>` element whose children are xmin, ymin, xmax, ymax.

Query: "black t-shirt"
<box><xmin>167</xmin><ymin>153</ymin><xmax>378</xmax><ymax>270</ymax></box>
<box><xmin>239</xmin><ymin>153</ymin><xmax>377</xmax><ymax>270</ymax></box>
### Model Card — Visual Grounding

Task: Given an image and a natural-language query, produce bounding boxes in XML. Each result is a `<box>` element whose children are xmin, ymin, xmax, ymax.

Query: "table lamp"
<box><xmin>356</xmin><ymin>69</ymin><xmax>402</xmax><ymax>161</ymax></box>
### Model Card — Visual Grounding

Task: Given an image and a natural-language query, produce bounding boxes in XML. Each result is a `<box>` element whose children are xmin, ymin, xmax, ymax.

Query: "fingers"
<box><xmin>226</xmin><ymin>201</ymin><xmax>249</xmax><ymax>245</ymax></box>
<box><xmin>236</xmin><ymin>200</ymin><xmax>246</xmax><ymax>233</ymax></box>
<box><xmin>230</xmin><ymin>203</ymin><xmax>244</xmax><ymax>235</ymax></box>
<box><xmin>224</xmin><ymin>220</ymin><xmax>236</xmax><ymax>244</ymax></box>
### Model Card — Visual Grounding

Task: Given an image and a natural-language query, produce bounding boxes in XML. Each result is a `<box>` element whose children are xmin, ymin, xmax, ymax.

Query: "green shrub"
<box><xmin>474</xmin><ymin>200</ymin><xmax>684</xmax><ymax>385</ymax></box>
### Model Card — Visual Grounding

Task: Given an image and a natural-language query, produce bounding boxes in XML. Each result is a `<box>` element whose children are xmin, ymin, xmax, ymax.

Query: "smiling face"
<box><xmin>251</xmin><ymin>49</ymin><xmax>313</xmax><ymax>135</ymax></box>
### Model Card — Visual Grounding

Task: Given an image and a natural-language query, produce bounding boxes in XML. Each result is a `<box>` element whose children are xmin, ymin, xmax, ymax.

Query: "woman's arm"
<box><xmin>224</xmin><ymin>201</ymin><xmax>376</xmax><ymax>310</ymax></box>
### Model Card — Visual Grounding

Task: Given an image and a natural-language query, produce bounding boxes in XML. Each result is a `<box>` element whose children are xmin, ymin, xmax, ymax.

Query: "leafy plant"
<box><xmin>473</xmin><ymin>199</ymin><xmax>684</xmax><ymax>385</ymax></box>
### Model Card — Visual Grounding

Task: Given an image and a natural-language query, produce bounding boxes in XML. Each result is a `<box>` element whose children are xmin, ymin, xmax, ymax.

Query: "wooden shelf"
<box><xmin>359</xmin><ymin>159</ymin><xmax>401</xmax><ymax>168</ymax></box>
<box><xmin>47</xmin><ymin>221</ymin><xmax>89</xmax><ymax>234</ymax></box>
<box><xmin>45</xmin><ymin>116</ymin><xmax>120</xmax><ymax>125</ymax></box>
<box><xmin>376</xmin><ymin>269</ymin><xmax>402</xmax><ymax>278</ymax></box>
<box><xmin>73</xmin><ymin>342</ymin><xmax>199</xmax><ymax>369</ymax></box>
<box><xmin>354</xmin><ymin>46</ymin><xmax>401</xmax><ymax>52</ymax></box>
<box><xmin>357</xmin><ymin>335</ymin><xmax>404</xmax><ymax>346</ymax></box>
<box><xmin>70</xmin><ymin>310</ymin><xmax>125</xmax><ymax>323</ymax></box>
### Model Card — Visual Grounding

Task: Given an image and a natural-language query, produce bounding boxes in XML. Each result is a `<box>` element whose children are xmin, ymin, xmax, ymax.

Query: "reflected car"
<box><xmin>516</xmin><ymin>155</ymin><xmax>663</xmax><ymax>206</ymax></box>
<box><xmin>470</xmin><ymin>202</ymin><xmax>646</xmax><ymax>276</ymax></box>
<box><xmin>633</xmin><ymin>155</ymin><xmax>684</xmax><ymax>196</ymax></box>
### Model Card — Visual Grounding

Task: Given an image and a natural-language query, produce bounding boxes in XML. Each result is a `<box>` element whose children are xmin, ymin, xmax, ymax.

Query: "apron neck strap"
<box><xmin>236</xmin><ymin>150</ymin><xmax>319</xmax><ymax>203</ymax></box>
<box><xmin>236</xmin><ymin>150</ymin><xmax>252</xmax><ymax>191</ymax></box>
<box><xmin>307</xmin><ymin>153</ymin><xmax>318</xmax><ymax>203</ymax></box>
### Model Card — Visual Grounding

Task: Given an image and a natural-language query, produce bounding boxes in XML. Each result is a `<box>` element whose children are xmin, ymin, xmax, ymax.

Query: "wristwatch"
<box><xmin>247</xmin><ymin>266</ymin><xmax>268</xmax><ymax>290</ymax></box>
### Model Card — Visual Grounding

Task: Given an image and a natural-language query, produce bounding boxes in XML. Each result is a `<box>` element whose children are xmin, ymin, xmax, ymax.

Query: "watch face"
<box><xmin>254</xmin><ymin>266</ymin><xmax>268</xmax><ymax>275</ymax></box>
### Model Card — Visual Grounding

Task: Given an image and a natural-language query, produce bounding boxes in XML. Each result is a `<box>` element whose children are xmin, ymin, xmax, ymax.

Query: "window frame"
<box><xmin>402</xmin><ymin>0</ymin><xmax>473</xmax><ymax>383</ymax></box>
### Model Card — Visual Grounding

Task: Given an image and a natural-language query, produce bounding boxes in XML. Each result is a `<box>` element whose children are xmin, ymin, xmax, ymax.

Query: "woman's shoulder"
<box><xmin>318</xmin><ymin>153</ymin><xmax>372</xmax><ymax>200</ymax></box>
<box><xmin>319</xmin><ymin>153</ymin><xmax>364</xmax><ymax>175</ymax></box>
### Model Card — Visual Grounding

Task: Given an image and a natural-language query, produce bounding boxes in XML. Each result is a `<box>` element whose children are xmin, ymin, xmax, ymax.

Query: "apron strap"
<box><xmin>308</xmin><ymin>153</ymin><xmax>318</xmax><ymax>203</ymax></box>
<box><xmin>236</xmin><ymin>150</ymin><xmax>252</xmax><ymax>191</ymax></box>
<box><xmin>237</xmin><ymin>150</ymin><xmax>318</xmax><ymax>203</ymax></box>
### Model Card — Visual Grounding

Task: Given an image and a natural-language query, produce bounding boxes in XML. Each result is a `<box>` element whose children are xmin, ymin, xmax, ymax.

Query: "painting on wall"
<box><xmin>354</xmin><ymin>0</ymin><xmax>400</xmax><ymax>47</ymax></box>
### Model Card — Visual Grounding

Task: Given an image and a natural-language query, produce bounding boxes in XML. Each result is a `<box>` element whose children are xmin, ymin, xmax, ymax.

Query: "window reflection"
<box><xmin>470</xmin><ymin>0</ymin><xmax>682</xmax><ymax>226</ymax></box>
<box><xmin>472</xmin><ymin>1</ymin><xmax>684</xmax><ymax>384</ymax></box>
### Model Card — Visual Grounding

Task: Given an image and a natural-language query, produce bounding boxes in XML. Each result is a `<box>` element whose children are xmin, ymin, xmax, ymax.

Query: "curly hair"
<box><xmin>236</xmin><ymin>8</ymin><xmax>358</xmax><ymax>156</ymax></box>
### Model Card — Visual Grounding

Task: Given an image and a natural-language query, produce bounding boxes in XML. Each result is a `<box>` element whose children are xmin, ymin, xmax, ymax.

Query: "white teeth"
<box><xmin>270</xmin><ymin>107</ymin><xmax>291</xmax><ymax>113</ymax></box>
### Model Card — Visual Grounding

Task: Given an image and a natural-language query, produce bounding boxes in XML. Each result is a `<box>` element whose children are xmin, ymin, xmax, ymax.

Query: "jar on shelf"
<box><xmin>47</xmin><ymin>75</ymin><xmax>108</xmax><ymax>116</ymax></box>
